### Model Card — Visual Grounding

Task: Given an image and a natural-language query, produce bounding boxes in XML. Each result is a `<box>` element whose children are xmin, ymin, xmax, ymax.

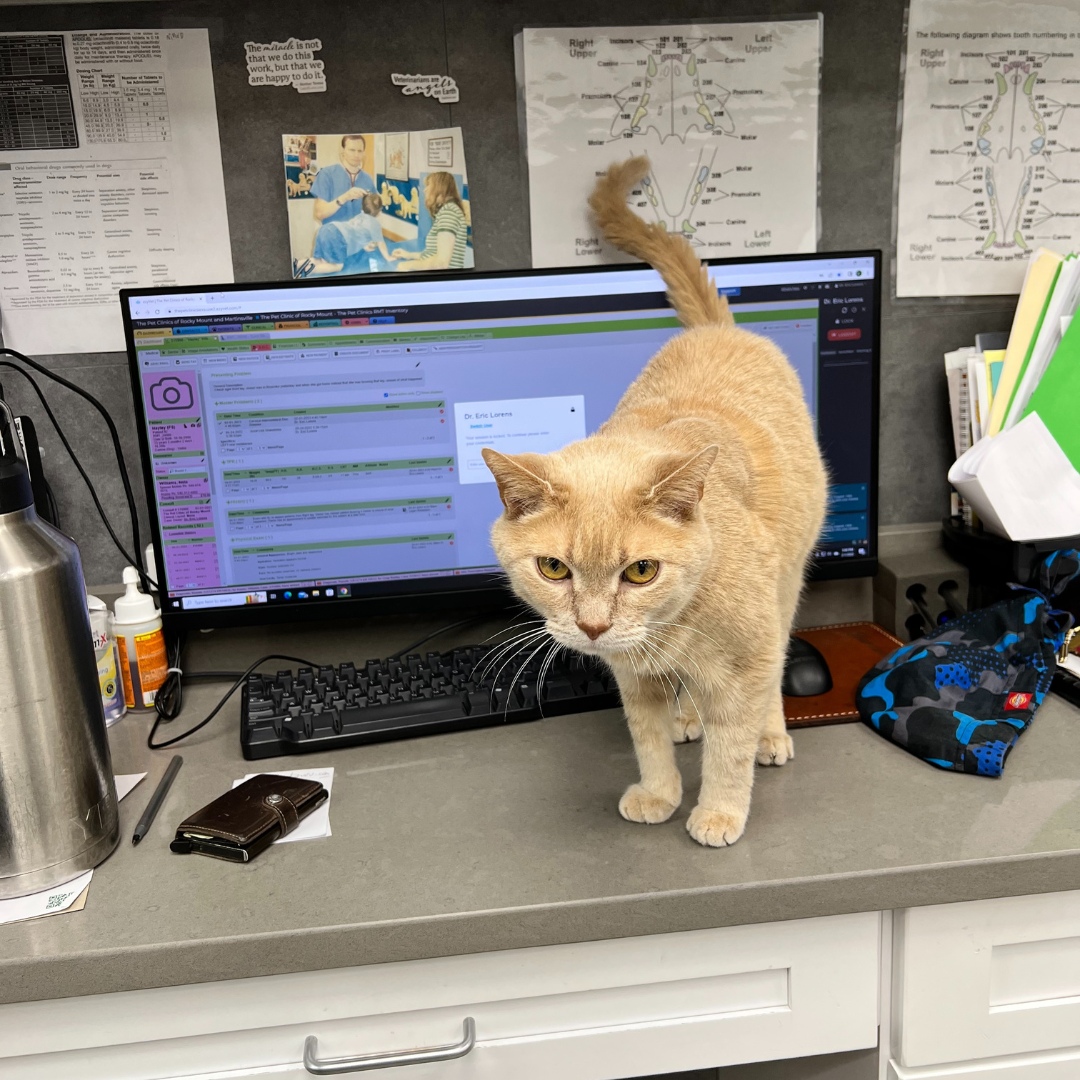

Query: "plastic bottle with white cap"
<box><xmin>111</xmin><ymin>566</ymin><xmax>167</xmax><ymax>710</ymax></box>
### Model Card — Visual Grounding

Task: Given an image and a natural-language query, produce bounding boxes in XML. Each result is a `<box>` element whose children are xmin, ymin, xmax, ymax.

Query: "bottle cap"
<box><xmin>112</xmin><ymin>566</ymin><xmax>158</xmax><ymax>624</ymax></box>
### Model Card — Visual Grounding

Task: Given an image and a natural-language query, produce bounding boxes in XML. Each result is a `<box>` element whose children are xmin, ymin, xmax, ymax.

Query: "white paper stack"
<box><xmin>948</xmin><ymin>414</ymin><xmax>1080</xmax><ymax>541</ymax></box>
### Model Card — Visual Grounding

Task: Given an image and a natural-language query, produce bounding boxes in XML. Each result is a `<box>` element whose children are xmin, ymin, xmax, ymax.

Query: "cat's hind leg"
<box><xmin>757</xmin><ymin>685</ymin><xmax>794</xmax><ymax>766</ymax></box>
<box><xmin>672</xmin><ymin>682</ymin><xmax>703</xmax><ymax>743</ymax></box>
<box><xmin>616</xmin><ymin>673</ymin><xmax>683</xmax><ymax>824</ymax></box>
<box><xmin>757</xmin><ymin>572</ymin><xmax>802</xmax><ymax>766</ymax></box>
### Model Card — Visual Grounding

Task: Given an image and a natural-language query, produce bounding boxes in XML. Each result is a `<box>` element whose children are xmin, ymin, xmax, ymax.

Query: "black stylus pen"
<box><xmin>132</xmin><ymin>755</ymin><xmax>183</xmax><ymax>845</ymax></box>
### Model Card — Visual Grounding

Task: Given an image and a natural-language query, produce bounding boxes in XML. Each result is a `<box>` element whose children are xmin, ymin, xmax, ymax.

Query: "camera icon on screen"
<box><xmin>149</xmin><ymin>376</ymin><xmax>194</xmax><ymax>412</ymax></box>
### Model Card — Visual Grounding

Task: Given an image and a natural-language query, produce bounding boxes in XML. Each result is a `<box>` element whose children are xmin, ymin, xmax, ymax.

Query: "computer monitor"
<box><xmin>121</xmin><ymin>251</ymin><xmax>880</xmax><ymax>632</ymax></box>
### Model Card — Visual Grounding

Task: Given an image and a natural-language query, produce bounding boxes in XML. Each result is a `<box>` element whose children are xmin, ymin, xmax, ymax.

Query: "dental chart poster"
<box><xmin>0</xmin><ymin>29</ymin><xmax>232</xmax><ymax>355</ymax></box>
<box><xmin>517</xmin><ymin>21</ymin><xmax>821</xmax><ymax>268</ymax></box>
<box><xmin>896</xmin><ymin>0</ymin><xmax>1080</xmax><ymax>297</ymax></box>
<box><xmin>283</xmin><ymin>129</ymin><xmax>472</xmax><ymax>278</ymax></box>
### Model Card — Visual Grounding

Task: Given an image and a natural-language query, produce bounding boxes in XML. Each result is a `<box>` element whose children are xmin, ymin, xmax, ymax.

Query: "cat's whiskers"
<box><xmin>535</xmin><ymin>640</ymin><xmax>564</xmax><ymax>718</ymax></box>
<box><xmin>475</xmin><ymin>627</ymin><xmax>549</xmax><ymax>685</ymax></box>
<box><xmin>651</xmin><ymin>619</ymin><xmax>722</xmax><ymax>650</ymax></box>
<box><xmin>638</xmin><ymin>635</ymin><xmax>711</xmax><ymax>749</ymax></box>
<box><xmin>474</xmin><ymin>628</ymin><xmax>545</xmax><ymax>680</ymax></box>
<box><xmin>479</xmin><ymin>617</ymin><xmax>544</xmax><ymax>647</ymax></box>
<box><xmin>647</xmin><ymin>626</ymin><xmax>708</xmax><ymax>688</ymax></box>
<box><xmin>501</xmin><ymin>636</ymin><xmax>553</xmax><ymax>720</ymax></box>
<box><xmin>635</xmin><ymin>640</ymin><xmax>681</xmax><ymax>710</ymax></box>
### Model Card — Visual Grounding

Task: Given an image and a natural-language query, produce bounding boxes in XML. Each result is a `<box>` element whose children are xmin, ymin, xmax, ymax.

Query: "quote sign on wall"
<box><xmin>390</xmin><ymin>73</ymin><xmax>459</xmax><ymax>103</ymax></box>
<box><xmin>245</xmin><ymin>38</ymin><xmax>326</xmax><ymax>93</ymax></box>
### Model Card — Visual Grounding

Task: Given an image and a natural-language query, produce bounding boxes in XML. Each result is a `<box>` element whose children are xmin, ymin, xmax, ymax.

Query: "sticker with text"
<box><xmin>391</xmin><ymin>73</ymin><xmax>458</xmax><ymax>103</ymax></box>
<box><xmin>246</xmin><ymin>38</ymin><xmax>326</xmax><ymax>94</ymax></box>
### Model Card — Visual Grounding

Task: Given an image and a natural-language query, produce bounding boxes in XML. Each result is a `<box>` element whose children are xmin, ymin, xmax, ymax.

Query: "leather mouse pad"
<box><xmin>784</xmin><ymin>621</ymin><xmax>904</xmax><ymax>727</ymax></box>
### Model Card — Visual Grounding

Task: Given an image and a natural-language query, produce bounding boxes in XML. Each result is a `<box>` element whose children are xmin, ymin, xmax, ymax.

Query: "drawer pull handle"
<box><xmin>303</xmin><ymin>1017</ymin><xmax>476</xmax><ymax>1074</ymax></box>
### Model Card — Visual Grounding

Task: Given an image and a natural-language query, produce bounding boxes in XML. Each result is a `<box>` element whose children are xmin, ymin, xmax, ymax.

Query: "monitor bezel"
<box><xmin>121</xmin><ymin>249</ymin><xmax>881</xmax><ymax>632</ymax></box>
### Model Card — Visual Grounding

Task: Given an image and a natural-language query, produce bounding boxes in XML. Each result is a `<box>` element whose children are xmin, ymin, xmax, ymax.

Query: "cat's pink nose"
<box><xmin>577</xmin><ymin>620</ymin><xmax>611</xmax><ymax>640</ymax></box>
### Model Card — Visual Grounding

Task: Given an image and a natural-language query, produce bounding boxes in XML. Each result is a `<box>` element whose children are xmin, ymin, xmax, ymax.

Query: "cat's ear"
<box><xmin>645</xmin><ymin>445</ymin><xmax>719</xmax><ymax>522</ymax></box>
<box><xmin>481</xmin><ymin>449</ymin><xmax>556</xmax><ymax>519</ymax></box>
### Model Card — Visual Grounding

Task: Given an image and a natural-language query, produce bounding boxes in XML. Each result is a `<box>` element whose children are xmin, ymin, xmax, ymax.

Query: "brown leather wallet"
<box><xmin>170</xmin><ymin>773</ymin><xmax>328</xmax><ymax>862</ymax></box>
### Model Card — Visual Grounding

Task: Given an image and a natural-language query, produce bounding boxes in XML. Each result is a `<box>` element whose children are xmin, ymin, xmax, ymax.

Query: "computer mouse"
<box><xmin>782</xmin><ymin>635</ymin><xmax>833</xmax><ymax>697</ymax></box>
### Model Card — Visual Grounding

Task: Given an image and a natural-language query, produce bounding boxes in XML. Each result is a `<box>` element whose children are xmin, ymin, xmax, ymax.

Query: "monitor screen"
<box><xmin>121</xmin><ymin>251</ymin><xmax>879</xmax><ymax>629</ymax></box>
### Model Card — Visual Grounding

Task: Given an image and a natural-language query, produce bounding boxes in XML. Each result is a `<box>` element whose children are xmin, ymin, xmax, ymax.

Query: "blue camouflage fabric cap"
<box><xmin>856</xmin><ymin>550</ymin><xmax>1080</xmax><ymax>776</ymax></box>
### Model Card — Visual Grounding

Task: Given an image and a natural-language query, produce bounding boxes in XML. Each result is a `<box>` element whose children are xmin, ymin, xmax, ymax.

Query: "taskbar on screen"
<box><xmin>170</xmin><ymin>566</ymin><xmax>499</xmax><ymax>611</ymax></box>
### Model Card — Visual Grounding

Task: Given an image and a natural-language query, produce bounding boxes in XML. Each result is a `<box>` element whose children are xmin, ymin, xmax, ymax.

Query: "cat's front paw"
<box><xmin>672</xmin><ymin>713</ymin><xmax>703</xmax><ymax>743</ymax></box>
<box><xmin>619</xmin><ymin>783</ymin><xmax>679</xmax><ymax>824</ymax></box>
<box><xmin>686</xmin><ymin>806</ymin><xmax>747</xmax><ymax>847</ymax></box>
<box><xmin>756</xmin><ymin>733</ymin><xmax>794</xmax><ymax>766</ymax></box>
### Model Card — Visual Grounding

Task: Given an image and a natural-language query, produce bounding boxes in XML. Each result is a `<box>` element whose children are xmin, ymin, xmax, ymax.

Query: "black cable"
<box><xmin>153</xmin><ymin>634</ymin><xmax>187</xmax><ymax>723</ymax></box>
<box><xmin>939</xmin><ymin>582</ymin><xmax>967</xmax><ymax>619</ymax></box>
<box><xmin>0</xmin><ymin>348</ymin><xmax>147</xmax><ymax>588</ymax></box>
<box><xmin>148</xmin><ymin>652</ymin><xmax>322</xmax><ymax>750</ymax></box>
<box><xmin>43</xmin><ymin>477</ymin><xmax>61</xmax><ymax>529</ymax></box>
<box><xmin>147</xmin><ymin>615</ymin><xmax>499</xmax><ymax>746</ymax></box>
<box><xmin>0</xmin><ymin>361</ymin><xmax>149</xmax><ymax>579</ymax></box>
<box><xmin>154</xmin><ymin>632</ymin><xmax>251</xmax><ymax>724</ymax></box>
<box><xmin>388</xmin><ymin>614</ymin><xmax>490</xmax><ymax>660</ymax></box>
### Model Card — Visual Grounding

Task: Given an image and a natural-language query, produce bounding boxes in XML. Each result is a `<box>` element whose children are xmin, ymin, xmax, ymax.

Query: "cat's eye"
<box><xmin>623</xmin><ymin>559</ymin><xmax>659</xmax><ymax>584</ymax></box>
<box><xmin>537</xmin><ymin>556</ymin><xmax>570</xmax><ymax>581</ymax></box>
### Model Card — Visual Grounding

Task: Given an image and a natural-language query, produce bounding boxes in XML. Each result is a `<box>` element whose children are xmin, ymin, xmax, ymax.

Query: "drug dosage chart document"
<box><xmin>0</xmin><ymin>30</ymin><xmax>232</xmax><ymax>353</ymax></box>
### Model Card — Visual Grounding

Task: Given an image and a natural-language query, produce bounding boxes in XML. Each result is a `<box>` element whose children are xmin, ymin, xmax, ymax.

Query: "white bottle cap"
<box><xmin>112</xmin><ymin>566</ymin><xmax>158</xmax><ymax>624</ymax></box>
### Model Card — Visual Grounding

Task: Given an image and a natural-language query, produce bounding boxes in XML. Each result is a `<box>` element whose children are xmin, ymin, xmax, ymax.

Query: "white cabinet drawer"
<box><xmin>894</xmin><ymin>890</ymin><xmax>1080</xmax><ymax>1068</ymax></box>
<box><xmin>889</xmin><ymin>1044</ymin><xmax>1080</xmax><ymax>1079</ymax></box>
<box><xmin>0</xmin><ymin>911</ymin><xmax>879</xmax><ymax>1079</ymax></box>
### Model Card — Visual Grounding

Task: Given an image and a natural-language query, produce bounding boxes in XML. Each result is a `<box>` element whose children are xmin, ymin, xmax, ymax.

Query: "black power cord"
<box><xmin>147</xmin><ymin>652</ymin><xmax>322</xmax><ymax>750</ymax></box>
<box><xmin>0</xmin><ymin>360</ymin><xmax>150</xmax><ymax>580</ymax></box>
<box><xmin>148</xmin><ymin>614</ymin><xmax>504</xmax><ymax>749</ymax></box>
<box><xmin>0</xmin><ymin>347</ymin><xmax>150</xmax><ymax>589</ymax></box>
<box><xmin>0</xmin><ymin>350</ymin><xmax>515</xmax><ymax>750</ymax></box>
<box><xmin>387</xmin><ymin>614</ymin><xmax>490</xmax><ymax>661</ymax></box>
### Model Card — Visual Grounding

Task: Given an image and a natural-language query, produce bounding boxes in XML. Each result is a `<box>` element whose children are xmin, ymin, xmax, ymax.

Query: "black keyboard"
<box><xmin>240</xmin><ymin>644</ymin><xmax>621</xmax><ymax>759</ymax></box>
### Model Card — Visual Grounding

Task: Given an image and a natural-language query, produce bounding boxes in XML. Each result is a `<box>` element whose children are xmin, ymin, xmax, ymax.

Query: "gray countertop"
<box><xmin>3</xmin><ymin>614</ymin><xmax>1080</xmax><ymax>1005</ymax></box>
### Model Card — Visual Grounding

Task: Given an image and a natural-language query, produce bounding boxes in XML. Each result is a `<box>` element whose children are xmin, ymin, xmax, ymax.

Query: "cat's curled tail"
<box><xmin>588</xmin><ymin>156</ymin><xmax>733</xmax><ymax>329</ymax></box>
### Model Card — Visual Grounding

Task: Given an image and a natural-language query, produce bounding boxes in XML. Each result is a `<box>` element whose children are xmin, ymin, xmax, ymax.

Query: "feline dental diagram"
<box><xmin>520</xmin><ymin>21</ymin><xmax>821</xmax><ymax>267</ymax></box>
<box><xmin>609</xmin><ymin>37</ymin><xmax>733</xmax><ymax>240</ymax></box>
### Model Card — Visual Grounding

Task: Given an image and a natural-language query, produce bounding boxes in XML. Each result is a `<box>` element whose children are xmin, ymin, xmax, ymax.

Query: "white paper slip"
<box><xmin>114</xmin><ymin>773</ymin><xmax>147</xmax><ymax>801</ymax></box>
<box><xmin>232</xmin><ymin>768</ymin><xmax>334</xmax><ymax>843</ymax></box>
<box><xmin>948</xmin><ymin>413</ymin><xmax>1080</xmax><ymax>541</ymax></box>
<box><xmin>0</xmin><ymin>870</ymin><xmax>93</xmax><ymax>926</ymax></box>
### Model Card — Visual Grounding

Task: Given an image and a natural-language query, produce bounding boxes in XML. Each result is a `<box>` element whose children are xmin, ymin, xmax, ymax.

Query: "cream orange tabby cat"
<box><xmin>481</xmin><ymin>157</ymin><xmax>826</xmax><ymax>847</ymax></box>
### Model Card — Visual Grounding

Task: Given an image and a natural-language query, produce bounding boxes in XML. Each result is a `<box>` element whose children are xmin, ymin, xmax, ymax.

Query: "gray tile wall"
<box><xmin>0</xmin><ymin>0</ymin><xmax>1015</xmax><ymax>584</ymax></box>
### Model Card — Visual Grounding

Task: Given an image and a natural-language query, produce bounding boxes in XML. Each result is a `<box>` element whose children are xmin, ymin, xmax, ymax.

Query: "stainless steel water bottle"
<box><xmin>0</xmin><ymin>399</ymin><xmax>119</xmax><ymax>898</ymax></box>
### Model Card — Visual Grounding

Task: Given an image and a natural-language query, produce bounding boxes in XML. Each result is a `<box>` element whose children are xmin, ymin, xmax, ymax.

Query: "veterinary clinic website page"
<box><xmin>128</xmin><ymin>260</ymin><xmax>872</xmax><ymax>608</ymax></box>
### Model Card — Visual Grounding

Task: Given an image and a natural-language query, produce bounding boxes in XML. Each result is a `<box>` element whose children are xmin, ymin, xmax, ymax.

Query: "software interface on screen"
<box><xmin>125</xmin><ymin>254</ymin><xmax>877</xmax><ymax>613</ymax></box>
